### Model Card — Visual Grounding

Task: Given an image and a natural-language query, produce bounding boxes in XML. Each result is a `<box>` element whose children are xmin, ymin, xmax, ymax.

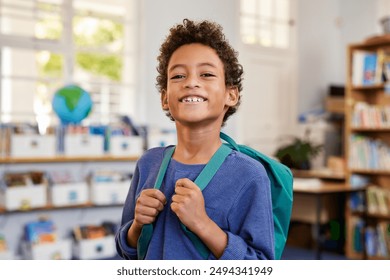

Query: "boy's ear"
<box><xmin>226</xmin><ymin>86</ymin><xmax>239</xmax><ymax>106</ymax></box>
<box><xmin>161</xmin><ymin>90</ymin><xmax>169</xmax><ymax>110</ymax></box>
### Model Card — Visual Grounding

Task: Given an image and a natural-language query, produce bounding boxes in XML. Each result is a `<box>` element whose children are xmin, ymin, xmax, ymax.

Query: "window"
<box><xmin>0</xmin><ymin>0</ymin><xmax>138</xmax><ymax>131</ymax></box>
<box><xmin>240</xmin><ymin>0</ymin><xmax>292</xmax><ymax>49</ymax></box>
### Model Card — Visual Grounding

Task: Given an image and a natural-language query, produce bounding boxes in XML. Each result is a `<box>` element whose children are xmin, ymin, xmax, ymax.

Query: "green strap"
<box><xmin>182</xmin><ymin>144</ymin><xmax>232</xmax><ymax>259</ymax></box>
<box><xmin>154</xmin><ymin>146</ymin><xmax>176</xmax><ymax>190</ymax></box>
<box><xmin>137</xmin><ymin>144</ymin><xmax>231</xmax><ymax>259</ymax></box>
<box><xmin>220</xmin><ymin>132</ymin><xmax>240</xmax><ymax>151</ymax></box>
<box><xmin>194</xmin><ymin>144</ymin><xmax>232</xmax><ymax>190</ymax></box>
<box><xmin>137</xmin><ymin>146</ymin><xmax>175</xmax><ymax>260</ymax></box>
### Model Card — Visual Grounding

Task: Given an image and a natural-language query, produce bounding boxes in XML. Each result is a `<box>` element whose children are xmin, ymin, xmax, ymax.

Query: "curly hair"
<box><xmin>156</xmin><ymin>19</ymin><xmax>244</xmax><ymax>126</ymax></box>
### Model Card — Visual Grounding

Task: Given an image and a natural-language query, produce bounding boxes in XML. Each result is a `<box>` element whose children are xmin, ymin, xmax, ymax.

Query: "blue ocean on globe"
<box><xmin>52</xmin><ymin>84</ymin><xmax>93</xmax><ymax>124</ymax></box>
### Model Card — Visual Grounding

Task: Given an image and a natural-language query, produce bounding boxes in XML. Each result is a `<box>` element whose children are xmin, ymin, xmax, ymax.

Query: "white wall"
<box><xmin>296</xmin><ymin>0</ymin><xmax>378</xmax><ymax>116</ymax></box>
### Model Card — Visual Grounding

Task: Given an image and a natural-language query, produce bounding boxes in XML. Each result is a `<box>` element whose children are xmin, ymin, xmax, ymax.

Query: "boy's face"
<box><xmin>162</xmin><ymin>43</ymin><xmax>238</xmax><ymax>128</ymax></box>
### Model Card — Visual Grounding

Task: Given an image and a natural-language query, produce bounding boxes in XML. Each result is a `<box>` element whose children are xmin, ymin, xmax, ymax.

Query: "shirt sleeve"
<box><xmin>115</xmin><ymin>220</ymin><xmax>138</xmax><ymax>259</ymax></box>
<box><xmin>217</xmin><ymin>173</ymin><xmax>275</xmax><ymax>260</ymax></box>
<box><xmin>115</xmin><ymin>163</ymin><xmax>140</xmax><ymax>260</ymax></box>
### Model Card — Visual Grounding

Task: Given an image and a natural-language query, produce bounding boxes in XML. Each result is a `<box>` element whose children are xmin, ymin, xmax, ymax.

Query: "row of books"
<box><xmin>346</xmin><ymin>217</ymin><xmax>390</xmax><ymax>258</ymax></box>
<box><xmin>352</xmin><ymin>101</ymin><xmax>390</xmax><ymax>128</ymax></box>
<box><xmin>352</xmin><ymin>49</ymin><xmax>390</xmax><ymax>86</ymax></box>
<box><xmin>349</xmin><ymin>181</ymin><xmax>390</xmax><ymax>216</ymax></box>
<box><xmin>365</xmin><ymin>222</ymin><xmax>390</xmax><ymax>258</ymax></box>
<box><xmin>349</xmin><ymin>134</ymin><xmax>390</xmax><ymax>170</ymax></box>
<box><xmin>366</xmin><ymin>185</ymin><xmax>390</xmax><ymax>216</ymax></box>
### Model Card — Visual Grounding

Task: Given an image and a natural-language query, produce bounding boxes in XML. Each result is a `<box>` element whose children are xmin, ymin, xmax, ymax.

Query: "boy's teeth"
<box><xmin>182</xmin><ymin>97</ymin><xmax>204</xmax><ymax>103</ymax></box>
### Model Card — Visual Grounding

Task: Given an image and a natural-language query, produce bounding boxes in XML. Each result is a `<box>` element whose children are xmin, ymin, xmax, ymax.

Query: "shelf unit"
<box><xmin>0</xmin><ymin>155</ymin><xmax>138</xmax><ymax>164</ymax></box>
<box><xmin>345</xmin><ymin>36</ymin><xmax>390</xmax><ymax>259</ymax></box>
<box><xmin>0</xmin><ymin>155</ymin><xmax>138</xmax><ymax>259</ymax></box>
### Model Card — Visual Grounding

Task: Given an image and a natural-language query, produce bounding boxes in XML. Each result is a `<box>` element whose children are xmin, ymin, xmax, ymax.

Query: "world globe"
<box><xmin>52</xmin><ymin>84</ymin><xmax>93</xmax><ymax>124</ymax></box>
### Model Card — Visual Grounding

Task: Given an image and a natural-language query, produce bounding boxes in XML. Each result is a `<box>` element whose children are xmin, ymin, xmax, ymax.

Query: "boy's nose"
<box><xmin>184</xmin><ymin>74</ymin><xmax>200</xmax><ymax>88</ymax></box>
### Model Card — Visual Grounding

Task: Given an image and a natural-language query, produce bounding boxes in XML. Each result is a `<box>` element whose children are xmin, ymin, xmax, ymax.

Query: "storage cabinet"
<box><xmin>0</xmin><ymin>155</ymin><xmax>137</xmax><ymax>259</ymax></box>
<box><xmin>345</xmin><ymin>35</ymin><xmax>390</xmax><ymax>259</ymax></box>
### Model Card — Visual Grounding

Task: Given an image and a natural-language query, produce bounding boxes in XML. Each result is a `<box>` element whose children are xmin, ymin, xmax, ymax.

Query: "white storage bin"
<box><xmin>0</xmin><ymin>185</ymin><xmax>47</xmax><ymax>211</ymax></box>
<box><xmin>50</xmin><ymin>182</ymin><xmax>89</xmax><ymax>207</ymax></box>
<box><xmin>147</xmin><ymin>131</ymin><xmax>177</xmax><ymax>148</ymax></box>
<box><xmin>10</xmin><ymin>134</ymin><xmax>56</xmax><ymax>158</ymax></box>
<box><xmin>110</xmin><ymin>135</ymin><xmax>143</xmax><ymax>157</ymax></box>
<box><xmin>90</xmin><ymin>180</ymin><xmax>130</xmax><ymax>205</ymax></box>
<box><xmin>64</xmin><ymin>134</ymin><xmax>104</xmax><ymax>157</ymax></box>
<box><xmin>0</xmin><ymin>250</ymin><xmax>14</xmax><ymax>260</ymax></box>
<box><xmin>21</xmin><ymin>239</ymin><xmax>72</xmax><ymax>260</ymax></box>
<box><xmin>73</xmin><ymin>235</ymin><xmax>116</xmax><ymax>260</ymax></box>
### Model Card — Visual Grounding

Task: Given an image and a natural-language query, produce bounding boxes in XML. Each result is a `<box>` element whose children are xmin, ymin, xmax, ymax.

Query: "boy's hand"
<box><xmin>134</xmin><ymin>189</ymin><xmax>167</xmax><ymax>227</ymax></box>
<box><xmin>171</xmin><ymin>178</ymin><xmax>209</xmax><ymax>233</ymax></box>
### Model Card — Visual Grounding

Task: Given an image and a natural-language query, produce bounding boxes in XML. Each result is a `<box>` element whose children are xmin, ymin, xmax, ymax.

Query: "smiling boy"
<box><xmin>115</xmin><ymin>19</ymin><xmax>274</xmax><ymax>260</ymax></box>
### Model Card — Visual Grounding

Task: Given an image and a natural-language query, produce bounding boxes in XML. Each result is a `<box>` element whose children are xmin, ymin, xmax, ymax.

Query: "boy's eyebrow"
<box><xmin>168</xmin><ymin>62</ymin><xmax>218</xmax><ymax>72</ymax></box>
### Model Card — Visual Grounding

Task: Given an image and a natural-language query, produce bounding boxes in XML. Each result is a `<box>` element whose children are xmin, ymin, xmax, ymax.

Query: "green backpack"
<box><xmin>137</xmin><ymin>132</ymin><xmax>293</xmax><ymax>260</ymax></box>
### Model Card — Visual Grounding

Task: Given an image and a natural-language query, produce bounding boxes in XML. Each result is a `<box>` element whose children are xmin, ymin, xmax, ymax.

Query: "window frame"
<box><xmin>0</xmin><ymin>0</ymin><xmax>139</xmax><ymax>127</ymax></box>
<box><xmin>239</xmin><ymin>0</ymin><xmax>295</xmax><ymax>51</ymax></box>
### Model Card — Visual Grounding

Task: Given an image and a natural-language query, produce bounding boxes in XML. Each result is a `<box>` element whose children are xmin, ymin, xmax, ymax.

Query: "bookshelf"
<box><xmin>0</xmin><ymin>156</ymin><xmax>138</xmax><ymax>259</ymax></box>
<box><xmin>345</xmin><ymin>35</ymin><xmax>390</xmax><ymax>259</ymax></box>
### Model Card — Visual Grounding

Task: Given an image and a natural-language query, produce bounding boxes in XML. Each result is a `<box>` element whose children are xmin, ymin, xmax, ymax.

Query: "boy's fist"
<box><xmin>134</xmin><ymin>189</ymin><xmax>166</xmax><ymax>226</ymax></box>
<box><xmin>171</xmin><ymin>178</ymin><xmax>208</xmax><ymax>232</ymax></box>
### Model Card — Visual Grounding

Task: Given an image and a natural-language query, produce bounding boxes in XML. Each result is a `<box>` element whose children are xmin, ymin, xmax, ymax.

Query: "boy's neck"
<box><xmin>173</xmin><ymin>127</ymin><xmax>222</xmax><ymax>164</ymax></box>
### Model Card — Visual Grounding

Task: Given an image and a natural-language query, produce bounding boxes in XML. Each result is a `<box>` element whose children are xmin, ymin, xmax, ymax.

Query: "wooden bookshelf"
<box><xmin>345</xmin><ymin>35</ymin><xmax>390</xmax><ymax>259</ymax></box>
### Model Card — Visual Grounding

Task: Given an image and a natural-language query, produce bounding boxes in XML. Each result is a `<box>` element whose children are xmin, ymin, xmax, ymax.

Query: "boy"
<box><xmin>115</xmin><ymin>19</ymin><xmax>274</xmax><ymax>260</ymax></box>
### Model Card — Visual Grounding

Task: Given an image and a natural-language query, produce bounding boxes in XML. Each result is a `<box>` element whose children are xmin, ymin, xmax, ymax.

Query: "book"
<box><xmin>363</xmin><ymin>52</ymin><xmax>378</xmax><ymax>85</ymax></box>
<box><xmin>376</xmin><ymin>222</ymin><xmax>389</xmax><ymax>257</ymax></box>
<box><xmin>348</xmin><ymin>192</ymin><xmax>365</xmax><ymax>212</ymax></box>
<box><xmin>351</xmin><ymin>217</ymin><xmax>364</xmax><ymax>253</ymax></box>
<box><xmin>366</xmin><ymin>185</ymin><xmax>380</xmax><ymax>214</ymax></box>
<box><xmin>365</xmin><ymin>226</ymin><xmax>378</xmax><ymax>256</ymax></box>
<box><xmin>375</xmin><ymin>187</ymin><xmax>390</xmax><ymax>215</ymax></box>
<box><xmin>24</xmin><ymin>220</ymin><xmax>57</xmax><ymax>245</ymax></box>
<box><xmin>352</xmin><ymin>50</ymin><xmax>366</xmax><ymax>86</ymax></box>
<box><xmin>352</xmin><ymin>50</ymin><xmax>384</xmax><ymax>86</ymax></box>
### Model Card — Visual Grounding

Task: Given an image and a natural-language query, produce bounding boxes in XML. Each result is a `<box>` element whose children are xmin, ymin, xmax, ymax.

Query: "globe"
<box><xmin>52</xmin><ymin>84</ymin><xmax>93</xmax><ymax>124</ymax></box>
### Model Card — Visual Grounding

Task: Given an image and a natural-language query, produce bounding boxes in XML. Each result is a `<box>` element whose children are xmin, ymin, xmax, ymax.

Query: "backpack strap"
<box><xmin>220</xmin><ymin>132</ymin><xmax>240</xmax><ymax>151</ymax></box>
<box><xmin>137</xmin><ymin>146</ymin><xmax>175</xmax><ymax>260</ymax></box>
<box><xmin>137</xmin><ymin>144</ymin><xmax>232</xmax><ymax>259</ymax></box>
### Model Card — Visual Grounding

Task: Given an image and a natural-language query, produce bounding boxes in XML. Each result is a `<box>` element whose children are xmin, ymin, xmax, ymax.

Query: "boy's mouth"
<box><xmin>180</xmin><ymin>96</ymin><xmax>207</xmax><ymax>103</ymax></box>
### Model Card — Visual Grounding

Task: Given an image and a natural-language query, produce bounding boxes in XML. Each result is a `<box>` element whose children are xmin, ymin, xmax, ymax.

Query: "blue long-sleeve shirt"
<box><xmin>115</xmin><ymin>146</ymin><xmax>275</xmax><ymax>260</ymax></box>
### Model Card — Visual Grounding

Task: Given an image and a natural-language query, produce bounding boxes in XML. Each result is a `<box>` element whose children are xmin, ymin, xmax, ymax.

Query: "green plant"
<box><xmin>274</xmin><ymin>130</ymin><xmax>323</xmax><ymax>170</ymax></box>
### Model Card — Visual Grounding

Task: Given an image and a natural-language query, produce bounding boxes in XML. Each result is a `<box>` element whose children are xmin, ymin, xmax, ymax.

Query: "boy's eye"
<box><xmin>171</xmin><ymin>74</ymin><xmax>185</xmax><ymax>80</ymax></box>
<box><xmin>201</xmin><ymin>73</ymin><xmax>216</xmax><ymax>78</ymax></box>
